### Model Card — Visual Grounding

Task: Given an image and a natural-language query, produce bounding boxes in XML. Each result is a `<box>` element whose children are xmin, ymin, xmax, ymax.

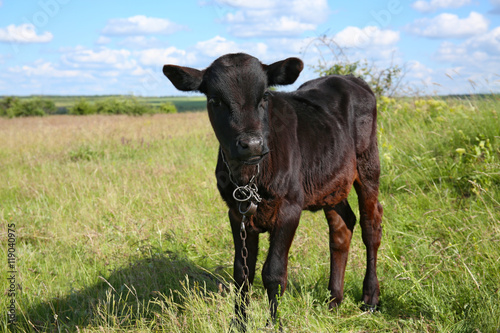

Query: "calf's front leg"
<box><xmin>229</xmin><ymin>209</ymin><xmax>259</xmax><ymax>330</ymax></box>
<box><xmin>261</xmin><ymin>204</ymin><xmax>301</xmax><ymax>325</ymax></box>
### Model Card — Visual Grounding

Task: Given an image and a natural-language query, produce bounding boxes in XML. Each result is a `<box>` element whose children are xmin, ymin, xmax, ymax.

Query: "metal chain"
<box><xmin>240</xmin><ymin>216</ymin><xmax>249</xmax><ymax>287</ymax></box>
<box><xmin>233</xmin><ymin>182</ymin><xmax>262</xmax><ymax>203</ymax></box>
<box><xmin>220</xmin><ymin>148</ymin><xmax>260</xmax><ymax>289</ymax></box>
<box><xmin>220</xmin><ymin>148</ymin><xmax>260</xmax><ymax>188</ymax></box>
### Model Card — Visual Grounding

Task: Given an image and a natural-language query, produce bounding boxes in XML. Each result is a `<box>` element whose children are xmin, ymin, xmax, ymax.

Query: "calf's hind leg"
<box><xmin>324</xmin><ymin>199</ymin><xmax>356</xmax><ymax>309</ymax></box>
<box><xmin>354</xmin><ymin>143</ymin><xmax>383</xmax><ymax>308</ymax></box>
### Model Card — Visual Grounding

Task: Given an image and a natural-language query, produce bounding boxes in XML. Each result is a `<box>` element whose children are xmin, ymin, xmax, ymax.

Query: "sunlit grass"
<box><xmin>0</xmin><ymin>96</ymin><xmax>498</xmax><ymax>332</ymax></box>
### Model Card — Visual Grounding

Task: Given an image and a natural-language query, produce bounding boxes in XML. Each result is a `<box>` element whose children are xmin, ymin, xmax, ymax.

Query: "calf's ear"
<box><xmin>264</xmin><ymin>57</ymin><xmax>304</xmax><ymax>86</ymax></box>
<box><xmin>163</xmin><ymin>65</ymin><xmax>204</xmax><ymax>92</ymax></box>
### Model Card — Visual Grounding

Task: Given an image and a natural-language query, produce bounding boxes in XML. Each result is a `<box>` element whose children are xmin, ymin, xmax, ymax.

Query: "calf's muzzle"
<box><xmin>235</xmin><ymin>135</ymin><xmax>268</xmax><ymax>164</ymax></box>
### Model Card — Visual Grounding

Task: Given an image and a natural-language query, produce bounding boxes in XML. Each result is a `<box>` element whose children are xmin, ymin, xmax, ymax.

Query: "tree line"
<box><xmin>0</xmin><ymin>96</ymin><xmax>177</xmax><ymax>118</ymax></box>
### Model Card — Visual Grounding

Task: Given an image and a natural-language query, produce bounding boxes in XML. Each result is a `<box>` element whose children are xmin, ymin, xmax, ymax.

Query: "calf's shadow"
<box><xmin>18</xmin><ymin>250</ymin><xmax>224</xmax><ymax>332</ymax></box>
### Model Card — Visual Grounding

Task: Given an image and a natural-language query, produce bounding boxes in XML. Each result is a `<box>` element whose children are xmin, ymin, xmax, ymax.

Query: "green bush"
<box><xmin>158</xmin><ymin>102</ymin><xmax>177</xmax><ymax>114</ymax></box>
<box><xmin>307</xmin><ymin>36</ymin><xmax>406</xmax><ymax>97</ymax></box>
<box><xmin>38</xmin><ymin>99</ymin><xmax>58</xmax><ymax>115</ymax></box>
<box><xmin>95</xmin><ymin>98</ymin><xmax>122</xmax><ymax>115</ymax></box>
<box><xmin>313</xmin><ymin>59</ymin><xmax>403</xmax><ymax>98</ymax></box>
<box><xmin>70</xmin><ymin>98</ymin><xmax>96</xmax><ymax>115</ymax></box>
<box><xmin>124</xmin><ymin>97</ymin><xmax>150</xmax><ymax>115</ymax></box>
<box><xmin>11</xmin><ymin>101</ymin><xmax>46</xmax><ymax>117</ymax></box>
<box><xmin>3</xmin><ymin>98</ymin><xmax>56</xmax><ymax>117</ymax></box>
<box><xmin>95</xmin><ymin>97</ymin><xmax>150</xmax><ymax>115</ymax></box>
<box><xmin>0</xmin><ymin>96</ymin><xmax>18</xmax><ymax>117</ymax></box>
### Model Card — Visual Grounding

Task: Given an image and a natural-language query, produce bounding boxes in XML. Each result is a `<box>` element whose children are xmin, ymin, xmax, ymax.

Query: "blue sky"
<box><xmin>0</xmin><ymin>0</ymin><xmax>499</xmax><ymax>96</ymax></box>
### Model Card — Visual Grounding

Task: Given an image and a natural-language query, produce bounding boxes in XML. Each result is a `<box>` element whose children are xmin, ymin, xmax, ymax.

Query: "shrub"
<box><xmin>95</xmin><ymin>98</ymin><xmax>123</xmax><ymax>115</ymax></box>
<box><xmin>0</xmin><ymin>96</ymin><xmax>19</xmax><ymax>117</ymax></box>
<box><xmin>307</xmin><ymin>36</ymin><xmax>406</xmax><ymax>97</ymax></box>
<box><xmin>38</xmin><ymin>99</ymin><xmax>58</xmax><ymax>115</ymax></box>
<box><xmin>124</xmin><ymin>97</ymin><xmax>150</xmax><ymax>115</ymax></box>
<box><xmin>95</xmin><ymin>97</ymin><xmax>150</xmax><ymax>115</ymax></box>
<box><xmin>10</xmin><ymin>100</ymin><xmax>46</xmax><ymax>117</ymax></box>
<box><xmin>313</xmin><ymin>59</ymin><xmax>404</xmax><ymax>98</ymax></box>
<box><xmin>7</xmin><ymin>98</ymin><xmax>56</xmax><ymax>117</ymax></box>
<box><xmin>69</xmin><ymin>98</ymin><xmax>96</xmax><ymax>115</ymax></box>
<box><xmin>158</xmin><ymin>102</ymin><xmax>177</xmax><ymax>114</ymax></box>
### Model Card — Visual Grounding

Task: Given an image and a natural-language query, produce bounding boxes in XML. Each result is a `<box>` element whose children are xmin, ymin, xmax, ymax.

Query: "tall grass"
<box><xmin>0</xmin><ymin>96</ymin><xmax>499</xmax><ymax>332</ymax></box>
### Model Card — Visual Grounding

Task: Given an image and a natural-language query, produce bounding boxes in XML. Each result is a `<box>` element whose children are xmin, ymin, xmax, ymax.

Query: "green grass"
<box><xmin>0</xmin><ymin>96</ymin><xmax>499</xmax><ymax>332</ymax></box>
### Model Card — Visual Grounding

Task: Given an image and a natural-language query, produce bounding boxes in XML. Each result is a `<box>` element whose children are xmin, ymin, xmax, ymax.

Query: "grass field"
<box><xmin>0</xmin><ymin>96</ymin><xmax>499</xmax><ymax>332</ymax></box>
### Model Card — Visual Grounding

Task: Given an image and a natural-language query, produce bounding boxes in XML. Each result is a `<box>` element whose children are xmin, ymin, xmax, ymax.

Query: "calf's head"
<box><xmin>163</xmin><ymin>53</ymin><xmax>303</xmax><ymax>165</ymax></box>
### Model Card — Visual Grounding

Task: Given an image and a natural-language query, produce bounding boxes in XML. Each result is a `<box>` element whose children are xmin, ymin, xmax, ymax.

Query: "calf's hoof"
<box><xmin>328</xmin><ymin>296</ymin><xmax>343</xmax><ymax>310</ymax></box>
<box><xmin>265</xmin><ymin>318</ymin><xmax>283</xmax><ymax>332</ymax></box>
<box><xmin>360</xmin><ymin>302</ymin><xmax>380</xmax><ymax>313</ymax></box>
<box><xmin>230</xmin><ymin>318</ymin><xmax>247</xmax><ymax>333</ymax></box>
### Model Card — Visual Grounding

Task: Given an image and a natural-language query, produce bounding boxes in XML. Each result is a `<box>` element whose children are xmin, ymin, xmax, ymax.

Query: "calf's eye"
<box><xmin>208</xmin><ymin>97</ymin><xmax>221</xmax><ymax>107</ymax></box>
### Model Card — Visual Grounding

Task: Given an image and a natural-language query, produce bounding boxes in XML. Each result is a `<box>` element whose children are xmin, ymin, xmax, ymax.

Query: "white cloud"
<box><xmin>408</xmin><ymin>60</ymin><xmax>433</xmax><ymax>79</ymax></box>
<box><xmin>226</xmin><ymin>14</ymin><xmax>316</xmax><ymax>38</ymax></box>
<box><xmin>406</xmin><ymin>12</ymin><xmax>489</xmax><ymax>38</ymax></box>
<box><xmin>411</xmin><ymin>0</ymin><xmax>472</xmax><ymax>13</ymax></box>
<box><xmin>432</xmin><ymin>27</ymin><xmax>500</xmax><ymax>92</ymax></box>
<box><xmin>467</xmin><ymin>26</ymin><xmax>500</xmax><ymax>53</ymax></box>
<box><xmin>436</xmin><ymin>27</ymin><xmax>500</xmax><ymax>62</ymax></box>
<box><xmin>334</xmin><ymin>26</ymin><xmax>400</xmax><ymax>48</ymax></box>
<box><xmin>117</xmin><ymin>36</ymin><xmax>161</xmax><ymax>49</ymax></box>
<box><xmin>61</xmin><ymin>47</ymin><xmax>137</xmax><ymax>70</ymax></box>
<box><xmin>269</xmin><ymin>37</ymin><xmax>314</xmax><ymax>55</ymax></box>
<box><xmin>101</xmin><ymin>15</ymin><xmax>185</xmax><ymax>36</ymax></box>
<box><xmin>444</xmin><ymin>66</ymin><xmax>465</xmax><ymax>78</ymax></box>
<box><xmin>96</xmin><ymin>36</ymin><xmax>111</xmax><ymax>45</ymax></box>
<box><xmin>131</xmin><ymin>66</ymin><xmax>150</xmax><ymax>76</ymax></box>
<box><xmin>0</xmin><ymin>24</ymin><xmax>53</xmax><ymax>43</ymax></box>
<box><xmin>216</xmin><ymin>0</ymin><xmax>329</xmax><ymax>38</ymax></box>
<box><xmin>435</xmin><ymin>41</ymin><xmax>468</xmax><ymax>62</ymax></box>
<box><xmin>9</xmin><ymin>60</ymin><xmax>89</xmax><ymax>78</ymax></box>
<box><xmin>135</xmin><ymin>47</ymin><xmax>196</xmax><ymax>66</ymax></box>
<box><xmin>101</xmin><ymin>71</ymin><xmax>120</xmax><ymax>78</ymax></box>
<box><xmin>403</xmin><ymin>60</ymin><xmax>435</xmax><ymax>89</ymax></box>
<box><xmin>215</xmin><ymin>0</ymin><xmax>274</xmax><ymax>8</ymax></box>
<box><xmin>289</xmin><ymin>0</ymin><xmax>330</xmax><ymax>22</ymax></box>
<box><xmin>195</xmin><ymin>36</ymin><xmax>239</xmax><ymax>57</ymax></box>
<box><xmin>195</xmin><ymin>35</ymin><xmax>268</xmax><ymax>59</ymax></box>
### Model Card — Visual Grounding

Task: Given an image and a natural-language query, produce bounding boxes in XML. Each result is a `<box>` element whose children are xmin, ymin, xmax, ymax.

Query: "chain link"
<box><xmin>233</xmin><ymin>183</ymin><xmax>262</xmax><ymax>203</ymax></box>
<box><xmin>240</xmin><ymin>216</ymin><xmax>249</xmax><ymax>287</ymax></box>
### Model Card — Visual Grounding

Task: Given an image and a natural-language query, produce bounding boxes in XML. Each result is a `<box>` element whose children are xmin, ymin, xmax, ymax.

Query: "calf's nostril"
<box><xmin>237</xmin><ymin>136</ymin><xmax>264</xmax><ymax>155</ymax></box>
<box><xmin>238</xmin><ymin>139</ymin><xmax>250</xmax><ymax>149</ymax></box>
